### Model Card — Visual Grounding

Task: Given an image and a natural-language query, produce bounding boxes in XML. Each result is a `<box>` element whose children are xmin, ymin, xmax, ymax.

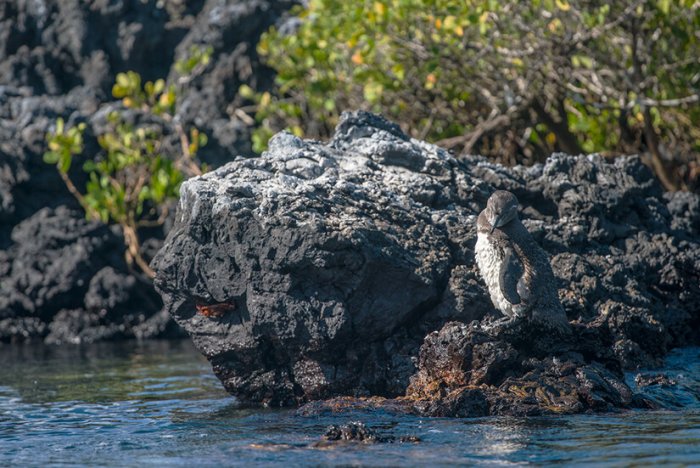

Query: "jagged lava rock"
<box><xmin>404</xmin><ymin>319</ymin><xmax>632</xmax><ymax>417</ymax></box>
<box><xmin>170</xmin><ymin>0</ymin><xmax>297</xmax><ymax>163</ymax></box>
<box><xmin>318</xmin><ymin>421</ymin><xmax>419</xmax><ymax>444</ymax></box>
<box><xmin>0</xmin><ymin>206</ymin><xmax>169</xmax><ymax>343</ymax></box>
<box><xmin>153</xmin><ymin>112</ymin><xmax>493</xmax><ymax>404</ymax></box>
<box><xmin>153</xmin><ymin>111</ymin><xmax>700</xmax><ymax>410</ymax></box>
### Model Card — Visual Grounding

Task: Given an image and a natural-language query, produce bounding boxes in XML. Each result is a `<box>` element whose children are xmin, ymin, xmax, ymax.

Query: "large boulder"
<box><xmin>153</xmin><ymin>113</ymin><xmax>490</xmax><ymax>405</ymax></box>
<box><xmin>152</xmin><ymin>111</ymin><xmax>700</xmax><ymax>410</ymax></box>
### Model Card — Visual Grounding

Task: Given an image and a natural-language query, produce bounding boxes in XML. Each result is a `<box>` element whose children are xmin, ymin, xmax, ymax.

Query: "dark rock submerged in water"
<box><xmin>319</xmin><ymin>421</ymin><xmax>419</xmax><ymax>445</ymax></box>
<box><xmin>152</xmin><ymin>111</ymin><xmax>700</xmax><ymax>415</ymax></box>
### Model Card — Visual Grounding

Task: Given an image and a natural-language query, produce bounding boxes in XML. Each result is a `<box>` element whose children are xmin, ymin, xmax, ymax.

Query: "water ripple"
<box><xmin>1</xmin><ymin>341</ymin><xmax>699</xmax><ymax>466</ymax></box>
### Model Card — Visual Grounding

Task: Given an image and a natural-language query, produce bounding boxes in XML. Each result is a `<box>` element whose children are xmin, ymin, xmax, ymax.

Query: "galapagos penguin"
<box><xmin>475</xmin><ymin>190</ymin><xmax>570</xmax><ymax>333</ymax></box>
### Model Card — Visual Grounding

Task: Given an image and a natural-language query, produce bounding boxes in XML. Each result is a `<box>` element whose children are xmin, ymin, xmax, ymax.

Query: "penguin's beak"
<box><xmin>490</xmin><ymin>214</ymin><xmax>501</xmax><ymax>233</ymax></box>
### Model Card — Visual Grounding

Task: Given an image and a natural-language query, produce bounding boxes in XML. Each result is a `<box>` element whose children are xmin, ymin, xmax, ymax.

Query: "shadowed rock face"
<box><xmin>0</xmin><ymin>206</ymin><xmax>172</xmax><ymax>344</ymax></box>
<box><xmin>153</xmin><ymin>111</ymin><xmax>700</xmax><ymax>412</ymax></box>
<box><xmin>168</xmin><ymin>0</ymin><xmax>297</xmax><ymax>165</ymax></box>
<box><xmin>0</xmin><ymin>0</ymin><xmax>294</xmax><ymax>236</ymax></box>
<box><xmin>403</xmin><ymin>319</ymin><xmax>633</xmax><ymax>417</ymax></box>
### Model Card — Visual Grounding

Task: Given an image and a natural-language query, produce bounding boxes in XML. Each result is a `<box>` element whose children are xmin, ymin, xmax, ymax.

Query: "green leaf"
<box><xmin>363</xmin><ymin>81</ymin><xmax>383</xmax><ymax>103</ymax></box>
<box><xmin>82</xmin><ymin>160</ymin><xmax>97</xmax><ymax>172</ymax></box>
<box><xmin>239</xmin><ymin>84</ymin><xmax>255</xmax><ymax>99</ymax></box>
<box><xmin>572</xmin><ymin>55</ymin><xmax>593</xmax><ymax>68</ymax></box>
<box><xmin>657</xmin><ymin>0</ymin><xmax>671</xmax><ymax>14</ymax></box>
<box><xmin>153</xmin><ymin>79</ymin><xmax>165</xmax><ymax>95</ymax></box>
<box><xmin>112</xmin><ymin>84</ymin><xmax>126</xmax><ymax>98</ymax></box>
<box><xmin>116</xmin><ymin>72</ymin><xmax>130</xmax><ymax>88</ymax></box>
<box><xmin>391</xmin><ymin>64</ymin><xmax>405</xmax><ymax>81</ymax></box>
<box><xmin>43</xmin><ymin>151</ymin><xmax>59</xmax><ymax>164</ymax></box>
<box><xmin>58</xmin><ymin>153</ymin><xmax>71</xmax><ymax>173</ymax></box>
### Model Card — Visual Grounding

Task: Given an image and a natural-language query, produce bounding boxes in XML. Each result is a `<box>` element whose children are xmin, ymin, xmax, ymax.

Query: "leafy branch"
<box><xmin>44</xmin><ymin>47</ymin><xmax>212</xmax><ymax>278</ymax></box>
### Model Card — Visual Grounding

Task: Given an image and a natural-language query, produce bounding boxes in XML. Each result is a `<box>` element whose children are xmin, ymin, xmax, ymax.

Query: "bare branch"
<box><xmin>636</xmin><ymin>94</ymin><xmax>700</xmax><ymax>108</ymax></box>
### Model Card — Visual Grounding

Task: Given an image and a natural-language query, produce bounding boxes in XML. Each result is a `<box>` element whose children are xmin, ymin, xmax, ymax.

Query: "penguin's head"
<box><xmin>486</xmin><ymin>190</ymin><xmax>519</xmax><ymax>232</ymax></box>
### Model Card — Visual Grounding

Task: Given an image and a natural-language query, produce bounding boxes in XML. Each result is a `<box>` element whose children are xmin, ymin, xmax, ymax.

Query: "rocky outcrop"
<box><xmin>0</xmin><ymin>0</ymin><xmax>294</xmax><ymax>343</ymax></box>
<box><xmin>153</xmin><ymin>112</ymin><xmax>486</xmax><ymax>405</ymax></box>
<box><xmin>0</xmin><ymin>0</ymin><xmax>294</xmax><ymax>169</ymax></box>
<box><xmin>0</xmin><ymin>0</ymin><xmax>200</xmax><ymax>96</ymax></box>
<box><xmin>0</xmin><ymin>0</ymin><xmax>294</xmax><ymax>232</ymax></box>
<box><xmin>0</xmin><ymin>206</ymin><xmax>174</xmax><ymax>343</ymax></box>
<box><xmin>0</xmin><ymin>89</ymin><xmax>180</xmax><ymax>342</ymax></box>
<box><xmin>152</xmin><ymin>111</ymin><xmax>700</xmax><ymax>414</ymax></box>
<box><xmin>404</xmin><ymin>319</ymin><xmax>633</xmax><ymax>416</ymax></box>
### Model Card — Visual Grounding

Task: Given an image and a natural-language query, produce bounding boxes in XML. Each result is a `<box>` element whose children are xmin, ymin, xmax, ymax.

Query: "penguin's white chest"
<box><xmin>475</xmin><ymin>232</ymin><xmax>515</xmax><ymax>316</ymax></box>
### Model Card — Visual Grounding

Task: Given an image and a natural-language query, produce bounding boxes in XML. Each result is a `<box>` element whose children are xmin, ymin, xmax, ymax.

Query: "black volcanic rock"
<box><xmin>319</xmin><ymin>421</ymin><xmax>420</xmax><ymax>444</ymax></box>
<box><xmin>405</xmin><ymin>319</ymin><xmax>632</xmax><ymax>416</ymax></box>
<box><xmin>0</xmin><ymin>0</ymin><xmax>199</xmax><ymax>96</ymax></box>
<box><xmin>0</xmin><ymin>87</ymin><xmax>99</xmax><ymax>246</ymax></box>
<box><xmin>0</xmin><ymin>91</ymin><xmax>175</xmax><ymax>343</ymax></box>
<box><xmin>0</xmin><ymin>206</ymin><xmax>169</xmax><ymax>344</ymax></box>
<box><xmin>170</xmin><ymin>0</ymin><xmax>297</xmax><ymax>163</ymax></box>
<box><xmin>0</xmin><ymin>1</ymin><xmax>297</xmax><ymax>343</ymax></box>
<box><xmin>152</xmin><ymin>111</ymin><xmax>700</xmax><ymax>413</ymax></box>
<box><xmin>153</xmin><ymin>112</ymin><xmax>491</xmax><ymax>405</ymax></box>
<box><xmin>0</xmin><ymin>206</ymin><xmax>124</xmax><ymax>320</ymax></box>
<box><xmin>0</xmin><ymin>0</ymin><xmax>296</xmax><ymax>225</ymax></box>
<box><xmin>321</xmin><ymin>422</ymin><xmax>382</xmax><ymax>443</ymax></box>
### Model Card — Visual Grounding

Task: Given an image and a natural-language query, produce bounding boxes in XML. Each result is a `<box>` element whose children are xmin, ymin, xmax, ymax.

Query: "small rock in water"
<box><xmin>319</xmin><ymin>422</ymin><xmax>419</xmax><ymax>444</ymax></box>
<box><xmin>635</xmin><ymin>373</ymin><xmax>678</xmax><ymax>387</ymax></box>
<box><xmin>323</xmin><ymin>422</ymin><xmax>379</xmax><ymax>443</ymax></box>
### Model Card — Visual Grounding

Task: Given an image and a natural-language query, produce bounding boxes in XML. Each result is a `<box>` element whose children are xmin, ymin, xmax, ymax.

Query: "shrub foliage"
<box><xmin>44</xmin><ymin>48</ymin><xmax>211</xmax><ymax>277</ymax></box>
<box><xmin>247</xmin><ymin>0</ymin><xmax>700</xmax><ymax>190</ymax></box>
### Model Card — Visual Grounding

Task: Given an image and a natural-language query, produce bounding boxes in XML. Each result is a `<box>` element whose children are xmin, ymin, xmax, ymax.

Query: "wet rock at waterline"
<box><xmin>153</xmin><ymin>111</ymin><xmax>700</xmax><ymax>414</ymax></box>
<box><xmin>405</xmin><ymin>319</ymin><xmax>633</xmax><ymax>416</ymax></box>
<box><xmin>318</xmin><ymin>421</ymin><xmax>420</xmax><ymax>445</ymax></box>
<box><xmin>301</xmin><ymin>318</ymin><xmax>635</xmax><ymax>417</ymax></box>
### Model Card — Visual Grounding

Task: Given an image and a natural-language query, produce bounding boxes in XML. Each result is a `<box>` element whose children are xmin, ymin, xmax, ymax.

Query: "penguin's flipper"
<box><xmin>517</xmin><ymin>276</ymin><xmax>531</xmax><ymax>303</ymax></box>
<box><xmin>499</xmin><ymin>247</ymin><xmax>522</xmax><ymax>305</ymax></box>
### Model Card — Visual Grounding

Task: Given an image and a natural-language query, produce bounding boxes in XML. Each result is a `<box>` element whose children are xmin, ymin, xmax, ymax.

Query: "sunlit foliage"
<box><xmin>246</xmin><ymin>0</ymin><xmax>700</xmax><ymax>190</ymax></box>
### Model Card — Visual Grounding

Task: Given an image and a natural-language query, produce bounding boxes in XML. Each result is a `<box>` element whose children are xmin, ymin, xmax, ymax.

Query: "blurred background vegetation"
<box><xmin>242</xmin><ymin>0</ymin><xmax>700</xmax><ymax>192</ymax></box>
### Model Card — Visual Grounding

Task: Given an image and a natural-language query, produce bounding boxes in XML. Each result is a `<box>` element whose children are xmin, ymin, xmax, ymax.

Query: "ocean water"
<box><xmin>1</xmin><ymin>340</ymin><xmax>698</xmax><ymax>466</ymax></box>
